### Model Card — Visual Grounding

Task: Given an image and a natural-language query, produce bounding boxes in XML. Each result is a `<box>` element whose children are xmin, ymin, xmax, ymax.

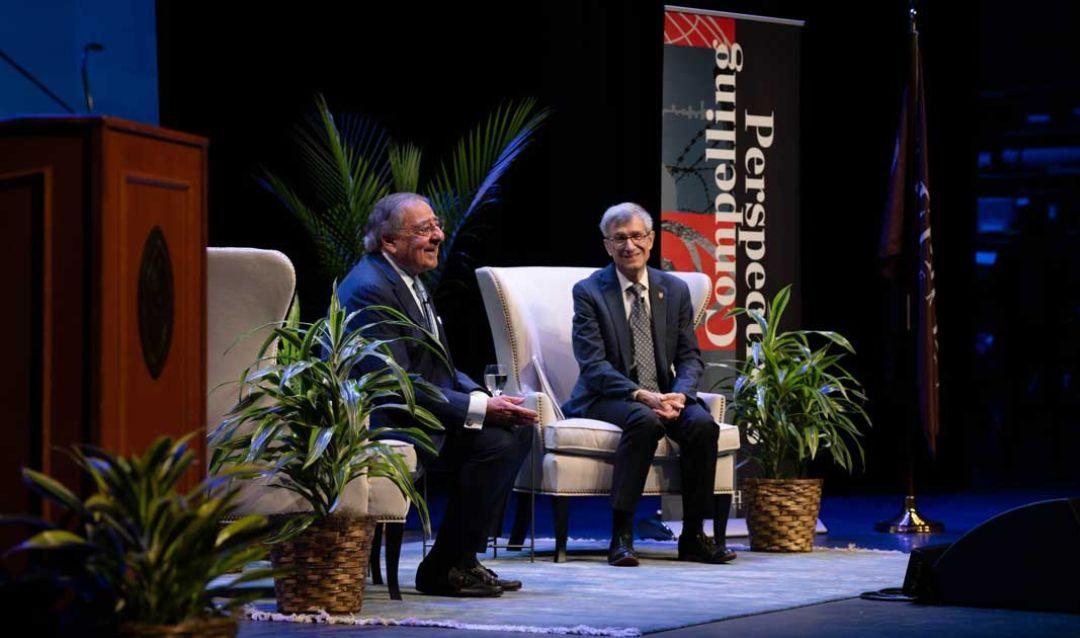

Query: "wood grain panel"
<box><xmin>0</xmin><ymin>136</ymin><xmax>88</xmax><ymax>522</ymax></box>
<box><xmin>100</xmin><ymin>124</ymin><xmax>207</xmax><ymax>488</ymax></box>
<box><xmin>0</xmin><ymin>173</ymin><xmax>44</xmax><ymax>520</ymax></box>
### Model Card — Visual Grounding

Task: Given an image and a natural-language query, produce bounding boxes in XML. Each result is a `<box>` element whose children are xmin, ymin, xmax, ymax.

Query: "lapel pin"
<box><xmin>658</xmin><ymin>291</ymin><xmax>664</xmax><ymax>300</ymax></box>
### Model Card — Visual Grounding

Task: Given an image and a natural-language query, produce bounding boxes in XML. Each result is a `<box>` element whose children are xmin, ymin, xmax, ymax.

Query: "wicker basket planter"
<box><xmin>270</xmin><ymin>514</ymin><xmax>376</xmax><ymax>614</ymax></box>
<box><xmin>118</xmin><ymin>617</ymin><xmax>237</xmax><ymax>638</ymax></box>
<box><xmin>744</xmin><ymin>478</ymin><xmax>823</xmax><ymax>552</ymax></box>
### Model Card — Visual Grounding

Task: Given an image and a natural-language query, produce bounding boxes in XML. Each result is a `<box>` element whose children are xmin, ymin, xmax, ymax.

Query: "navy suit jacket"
<box><xmin>562</xmin><ymin>264</ymin><xmax>705</xmax><ymax>418</ymax></box>
<box><xmin>337</xmin><ymin>252</ymin><xmax>484</xmax><ymax>432</ymax></box>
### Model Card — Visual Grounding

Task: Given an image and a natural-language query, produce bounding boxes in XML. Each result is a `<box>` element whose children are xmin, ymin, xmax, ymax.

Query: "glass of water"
<box><xmin>484</xmin><ymin>364</ymin><xmax>508</xmax><ymax>396</ymax></box>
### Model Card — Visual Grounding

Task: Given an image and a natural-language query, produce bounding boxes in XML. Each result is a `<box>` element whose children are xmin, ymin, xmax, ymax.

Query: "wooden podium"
<box><xmin>0</xmin><ymin>116</ymin><xmax>207</xmax><ymax>522</ymax></box>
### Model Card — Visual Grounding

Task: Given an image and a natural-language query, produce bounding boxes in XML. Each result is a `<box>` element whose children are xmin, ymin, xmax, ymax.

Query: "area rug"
<box><xmin>239</xmin><ymin>538</ymin><xmax>909</xmax><ymax>635</ymax></box>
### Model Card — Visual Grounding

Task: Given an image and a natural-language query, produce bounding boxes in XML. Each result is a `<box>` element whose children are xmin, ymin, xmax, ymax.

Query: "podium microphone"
<box><xmin>81</xmin><ymin>42</ymin><xmax>104</xmax><ymax>113</ymax></box>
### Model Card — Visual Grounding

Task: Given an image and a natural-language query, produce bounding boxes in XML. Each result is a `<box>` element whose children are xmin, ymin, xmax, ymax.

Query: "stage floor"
<box><xmin>238</xmin><ymin>489</ymin><xmax>1080</xmax><ymax>637</ymax></box>
<box><xmin>239</xmin><ymin>597</ymin><xmax>1080</xmax><ymax>638</ymax></box>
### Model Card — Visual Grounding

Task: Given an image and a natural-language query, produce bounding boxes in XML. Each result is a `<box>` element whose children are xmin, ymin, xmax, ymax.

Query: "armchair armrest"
<box><xmin>698</xmin><ymin>391</ymin><xmax>727</xmax><ymax>423</ymax></box>
<box><xmin>522</xmin><ymin>391</ymin><xmax>558</xmax><ymax>428</ymax></box>
<box><xmin>515</xmin><ymin>390</ymin><xmax>553</xmax><ymax>492</ymax></box>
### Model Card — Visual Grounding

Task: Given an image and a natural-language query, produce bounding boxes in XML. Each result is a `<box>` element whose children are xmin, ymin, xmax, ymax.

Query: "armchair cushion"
<box><xmin>536</xmin><ymin>452</ymin><xmax>735</xmax><ymax>495</ymax></box>
<box><xmin>544</xmin><ymin>418</ymin><xmax>739</xmax><ymax>459</ymax></box>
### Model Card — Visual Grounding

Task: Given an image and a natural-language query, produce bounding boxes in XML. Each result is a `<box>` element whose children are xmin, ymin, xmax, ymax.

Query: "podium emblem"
<box><xmin>137</xmin><ymin>226</ymin><xmax>174</xmax><ymax>379</ymax></box>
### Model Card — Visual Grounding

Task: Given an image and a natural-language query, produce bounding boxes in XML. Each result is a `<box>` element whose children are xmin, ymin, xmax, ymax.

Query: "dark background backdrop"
<box><xmin>156</xmin><ymin>0</ymin><xmax>1079</xmax><ymax>494</ymax></box>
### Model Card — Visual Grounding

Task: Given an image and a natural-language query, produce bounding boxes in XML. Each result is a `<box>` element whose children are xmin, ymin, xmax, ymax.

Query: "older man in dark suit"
<box><xmin>563</xmin><ymin>202</ymin><xmax>737</xmax><ymax>567</ymax></box>
<box><xmin>338</xmin><ymin>192</ymin><xmax>536</xmax><ymax>597</ymax></box>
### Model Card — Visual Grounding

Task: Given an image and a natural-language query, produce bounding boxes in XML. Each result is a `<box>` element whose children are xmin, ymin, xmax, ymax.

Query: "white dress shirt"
<box><xmin>615</xmin><ymin>268</ymin><xmax>650</xmax><ymax>320</ymax></box>
<box><xmin>382</xmin><ymin>251</ymin><xmax>487</xmax><ymax>429</ymax></box>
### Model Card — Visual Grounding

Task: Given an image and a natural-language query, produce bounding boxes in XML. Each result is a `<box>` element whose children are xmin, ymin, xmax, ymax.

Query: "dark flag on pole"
<box><xmin>879</xmin><ymin>11</ymin><xmax>941</xmax><ymax>458</ymax></box>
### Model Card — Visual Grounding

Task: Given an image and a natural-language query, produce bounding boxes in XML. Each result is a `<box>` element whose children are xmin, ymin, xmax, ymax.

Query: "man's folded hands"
<box><xmin>634</xmin><ymin>390</ymin><xmax>686</xmax><ymax>421</ymax></box>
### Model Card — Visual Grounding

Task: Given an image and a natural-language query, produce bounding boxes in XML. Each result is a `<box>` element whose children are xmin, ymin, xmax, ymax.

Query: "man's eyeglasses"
<box><xmin>401</xmin><ymin>217</ymin><xmax>445</xmax><ymax>238</ymax></box>
<box><xmin>604</xmin><ymin>231</ymin><xmax>653</xmax><ymax>247</ymax></box>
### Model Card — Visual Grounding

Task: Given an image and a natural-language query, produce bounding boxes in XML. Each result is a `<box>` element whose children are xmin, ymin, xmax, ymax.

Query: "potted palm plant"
<box><xmin>726</xmin><ymin>285</ymin><xmax>872</xmax><ymax>552</ymax></box>
<box><xmin>208</xmin><ymin>286</ymin><xmax>442</xmax><ymax>613</ymax></box>
<box><xmin>259</xmin><ymin>93</ymin><xmax>548</xmax><ymax>291</ymax></box>
<box><xmin>12</xmin><ymin>435</ymin><xmax>274</xmax><ymax>638</ymax></box>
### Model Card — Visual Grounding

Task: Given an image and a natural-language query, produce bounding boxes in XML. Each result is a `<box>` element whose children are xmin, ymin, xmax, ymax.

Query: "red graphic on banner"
<box><xmin>661</xmin><ymin>211</ymin><xmax>736</xmax><ymax>352</ymax></box>
<box><xmin>663</xmin><ymin>11</ymin><xmax>735</xmax><ymax>49</ymax></box>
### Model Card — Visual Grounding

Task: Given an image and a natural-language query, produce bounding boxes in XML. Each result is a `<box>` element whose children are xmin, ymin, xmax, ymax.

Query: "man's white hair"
<box><xmin>599</xmin><ymin>202</ymin><xmax>654</xmax><ymax>236</ymax></box>
<box><xmin>362</xmin><ymin>192</ymin><xmax>431</xmax><ymax>253</ymax></box>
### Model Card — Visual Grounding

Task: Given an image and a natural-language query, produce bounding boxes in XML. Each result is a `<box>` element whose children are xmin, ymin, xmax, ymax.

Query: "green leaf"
<box><xmin>303</xmin><ymin>428</ymin><xmax>335</xmax><ymax>469</ymax></box>
<box><xmin>422</xmin><ymin>98</ymin><xmax>548</xmax><ymax>289</ymax></box>
<box><xmin>266</xmin><ymin>514</ymin><xmax>318</xmax><ymax>544</ymax></box>
<box><xmin>21</xmin><ymin>469</ymin><xmax>84</xmax><ymax>514</ymax></box>
<box><xmin>216</xmin><ymin>515</ymin><xmax>267</xmax><ymax>547</ymax></box>
<box><xmin>389</xmin><ymin>142</ymin><xmax>422</xmax><ymax>192</ymax></box>
<box><xmin>16</xmin><ymin>529</ymin><xmax>89</xmax><ymax>551</ymax></box>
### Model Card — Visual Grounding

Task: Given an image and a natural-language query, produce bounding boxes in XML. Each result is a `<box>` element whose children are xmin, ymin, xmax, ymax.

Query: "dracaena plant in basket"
<box><xmin>208</xmin><ymin>285</ymin><xmax>444</xmax><ymax>613</ymax></box>
<box><xmin>726</xmin><ymin>284</ymin><xmax>871</xmax><ymax>552</ymax></box>
<box><xmin>12</xmin><ymin>435</ymin><xmax>274</xmax><ymax>638</ymax></box>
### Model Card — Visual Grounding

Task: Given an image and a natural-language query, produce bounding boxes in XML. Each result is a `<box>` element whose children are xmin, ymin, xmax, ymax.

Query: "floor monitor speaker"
<box><xmin>903</xmin><ymin>498</ymin><xmax>1080</xmax><ymax>613</ymax></box>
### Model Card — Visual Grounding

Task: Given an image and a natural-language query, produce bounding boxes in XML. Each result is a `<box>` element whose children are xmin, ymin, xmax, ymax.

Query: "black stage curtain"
<box><xmin>158</xmin><ymin>1</ymin><xmax>1077</xmax><ymax>491</ymax></box>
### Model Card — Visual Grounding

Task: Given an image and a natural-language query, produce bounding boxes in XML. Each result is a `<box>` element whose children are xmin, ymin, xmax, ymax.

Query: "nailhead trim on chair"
<box><xmin>535</xmin><ymin>391</ymin><xmax>547</xmax><ymax>429</ymax></box>
<box><xmin>487</xmin><ymin>272</ymin><xmax>523</xmax><ymax>391</ymax></box>
<box><xmin>690</xmin><ymin>279</ymin><xmax>712</xmax><ymax>328</ymax></box>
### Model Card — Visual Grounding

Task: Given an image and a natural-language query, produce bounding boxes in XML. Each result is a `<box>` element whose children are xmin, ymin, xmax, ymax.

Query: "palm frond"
<box><xmin>424</xmin><ymin>98</ymin><xmax>549</xmax><ymax>288</ymax></box>
<box><xmin>258</xmin><ymin>94</ymin><xmax>392</xmax><ymax>281</ymax></box>
<box><xmin>389</xmin><ymin>142</ymin><xmax>423</xmax><ymax>192</ymax></box>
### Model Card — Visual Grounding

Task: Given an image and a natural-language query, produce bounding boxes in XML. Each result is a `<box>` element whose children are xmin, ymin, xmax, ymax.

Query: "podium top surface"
<box><xmin>0</xmin><ymin>115</ymin><xmax>208</xmax><ymax>148</ymax></box>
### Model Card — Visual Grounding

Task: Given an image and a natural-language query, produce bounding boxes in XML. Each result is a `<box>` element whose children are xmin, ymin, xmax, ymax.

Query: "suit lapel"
<box><xmin>600</xmin><ymin>265</ymin><xmax>633</xmax><ymax>372</ymax></box>
<box><xmin>649</xmin><ymin>269</ymin><xmax>669</xmax><ymax>384</ymax></box>
<box><xmin>372</xmin><ymin>254</ymin><xmax>427</xmax><ymax>328</ymax></box>
<box><xmin>372</xmin><ymin>254</ymin><xmax>458</xmax><ymax>380</ymax></box>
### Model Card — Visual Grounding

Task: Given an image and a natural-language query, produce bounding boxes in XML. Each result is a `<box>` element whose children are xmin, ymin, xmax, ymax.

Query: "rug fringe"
<box><xmin>245</xmin><ymin>606</ymin><xmax>641</xmax><ymax>637</ymax></box>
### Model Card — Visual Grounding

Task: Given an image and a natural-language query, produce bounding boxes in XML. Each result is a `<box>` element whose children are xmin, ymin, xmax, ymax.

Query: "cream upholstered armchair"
<box><xmin>476</xmin><ymin>267</ymin><xmax>739</xmax><ymax>562</ymax></box>
<box><xmin>206</xmin><ymin>247</ymin><xmax>416</xmax><ymax>599</ymax></box>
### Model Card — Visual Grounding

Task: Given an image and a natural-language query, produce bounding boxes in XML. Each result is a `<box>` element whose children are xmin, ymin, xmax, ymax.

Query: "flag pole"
<box><xmin>874</xmin><ymin>0</ymin><xmax>944</xmax><ymax>535</ymax></box>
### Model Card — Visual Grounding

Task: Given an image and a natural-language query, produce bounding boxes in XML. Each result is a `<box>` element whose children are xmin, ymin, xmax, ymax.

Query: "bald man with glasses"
<box><xmin>562</xmin><ymin>202</ymin><xmax>737</xmax><ymax>567</ymax></box>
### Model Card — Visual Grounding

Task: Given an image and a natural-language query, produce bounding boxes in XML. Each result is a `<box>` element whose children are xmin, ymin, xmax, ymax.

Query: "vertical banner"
<box><xmin>660</xmin><ymin>7</ymin><xmax>803</xmax><ymax>389</ymax></box>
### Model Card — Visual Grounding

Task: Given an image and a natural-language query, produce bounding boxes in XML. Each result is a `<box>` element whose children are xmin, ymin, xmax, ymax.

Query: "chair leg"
<box><xmin>713</xmin><ymin>493</ymin><xmax>733</xmax><ymax>548</ymax></box>
<box><xmin>553</xmin><ymin>496</ymin><xmax>569</xmax><ymax>563</ymax></box>
<box><xmin>421</xmin><ymin>475</ymin><xmax>430</xmax><ymax>558</ymax></box>
<box><xmin>370</xmin><ymin>522</ymin><xmax>384</xmax><ymax>585</ymax></box>
<box><xmin>385</xmin><ymin>522</ymin><xmax>405</xmax><ymax>601</ymax></box>
<box><xmin>508</xmin><ymin>491</ymin><xmax>532</xmax><ymax>549</ymax></box>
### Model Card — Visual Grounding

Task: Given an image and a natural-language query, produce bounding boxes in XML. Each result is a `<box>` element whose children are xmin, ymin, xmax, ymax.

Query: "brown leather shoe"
<box><xmin>677</xmin><ymin>530</ymin><xmax>737</xmax><ymax>564</ymax></box>
<box><xmin>415</xmin><ymin>562</ymin><xmax>503</xmax><ymax>597</ymax></box>
<box><xmin>467</xmin><ymin>558</ymin><xmax>522</xmax><ymax>591</ymax></box>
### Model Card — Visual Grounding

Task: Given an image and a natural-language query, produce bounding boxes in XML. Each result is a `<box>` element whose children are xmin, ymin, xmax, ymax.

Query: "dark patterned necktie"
<box><xmin>628</xmin><ymin>283</ymin><xmax>659</xmax><ymax>392</ymax></box>
<box><xmin>412</xmin><ymin>279</ymin><xmax>438</xmax><ymax>336</ymax></box>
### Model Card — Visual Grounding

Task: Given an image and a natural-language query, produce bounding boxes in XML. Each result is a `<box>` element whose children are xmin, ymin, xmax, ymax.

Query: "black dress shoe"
<box><xmin>415</xmin><ymin>562</ymin><xmax>503</xmax><ymax>597</ymax></box>
<box><xmin>608</xmin><ymin>531</ymin><xmax>640</xmax><ymax>567</ymax></box>
<box><xmin>677</xmin><ymin>530</ymin><xmax>737</xmax><ymax>564</ymax></box>
<box><xmin>466</xmin><ymin>558</ymin><xmax>523</xmax><ymax>591</ymax></box>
